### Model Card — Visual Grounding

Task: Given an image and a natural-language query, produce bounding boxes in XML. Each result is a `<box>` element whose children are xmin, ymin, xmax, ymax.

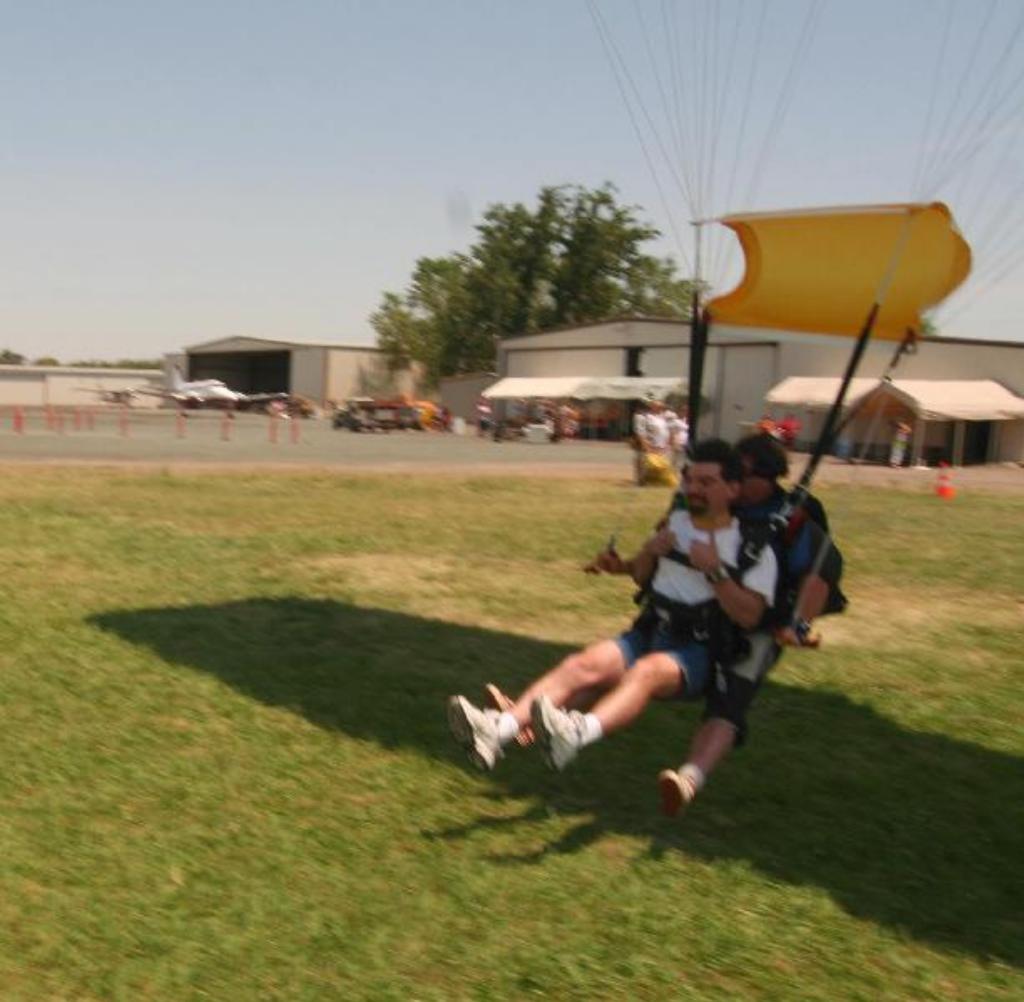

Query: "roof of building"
<box><xmin>498</xmin><ymin>315</ymin><xmax>1024</xmax><ymax>350</ymax></box>
<box><xmin>483</xmin><ymin>375</ymin><xmax>686</xmax><ymax>401</ymax></box>
<box><xmin>0</xmin><ymin>364</ymin><xmax>161</xmax><ymax>377</ymax></box>
<box><xmin>184</xmin><ymin>336</ymin><xmax>383</xmax><ymax>353</ymax></box>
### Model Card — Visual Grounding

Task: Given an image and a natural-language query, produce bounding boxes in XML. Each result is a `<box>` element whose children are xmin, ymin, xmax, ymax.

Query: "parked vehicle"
<box><xmin>332</xmin><ymin>397</ymin><xmax>379</xmax><ymax>431</ymax></box>
<box><xmin>332</xmin><ymin>396</ymin><xmax>442</xmax><ymax>432</ymax></box>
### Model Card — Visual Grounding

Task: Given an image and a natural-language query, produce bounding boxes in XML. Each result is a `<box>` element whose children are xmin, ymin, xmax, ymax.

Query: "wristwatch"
<box><xmin>705</xmin><ymin>565</ymin><xmax>730</xmax><ymax>585</ymax></box>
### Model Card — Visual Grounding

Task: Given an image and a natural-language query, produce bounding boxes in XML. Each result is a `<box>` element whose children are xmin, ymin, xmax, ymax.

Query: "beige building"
<box><xmin>0</xmin><ymin>364</ymin><xmax>164</xmax><ymax>408</ymax></box>
<box><xmin>181</xmin><ymin>337</ymin><xmax>420</xmax><ymax>407</ymax></box>
<box><xmin>494</xmin><ymin>317</ymin><xmax>1024</xmax><ymax>464</ymax></box>
<box><xmin>438</xmin><ymin>372</ymin><xmax>496</xmax><ymax>423</ymax></box>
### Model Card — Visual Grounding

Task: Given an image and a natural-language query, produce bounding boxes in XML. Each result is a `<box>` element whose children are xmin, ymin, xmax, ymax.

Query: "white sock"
<box><xmin>578</xmin><ymin>713</ymin><xmax>604</xmax><ymax>747</ymax></box>
<box><xmin>496</xmin><ymin>712</ymin><xmax>520</xmax><ymax>746</ymax></box>
<box><xmin>679</xmin><ymin>763</ymin><xmax>706</xmax><ymax>792</ymax></box>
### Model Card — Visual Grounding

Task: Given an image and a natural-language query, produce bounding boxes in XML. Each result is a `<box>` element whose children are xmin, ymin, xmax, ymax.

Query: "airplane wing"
<box><xmin>243</xmin><ymin>392</ymin><xmax>290</xmax><ymax>403</ymax></box>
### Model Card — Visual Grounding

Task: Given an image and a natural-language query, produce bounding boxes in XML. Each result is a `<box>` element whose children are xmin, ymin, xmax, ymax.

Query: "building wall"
<box><xmin>710</xmin><ymin>344</ymin><xmax>779</xmax><ymax>441</ymax></box>
<box><xmin>640</xmin><ymin>346</ymin><xmax>688</xmax><ymax>378</ymax></box>
<box><xmin>769</xmin><ymin>333</ymin><xmax>1024</xmax><ymax>390</ymax></box>
<box><xmin>439</xmin><ymin>373</ymin><xmax>496</xmax><ymax>422</ymax></box>
<box><xmin>322</xmin><ymin>350</ymin><xmax>420</xmax><ymax>404</ymax></box>
<box><xmin>0</xmin><ymin>366</ymin><xmax>164</xmax><ymax>407</ymax></box>
<box><xmin>291</xmin><ymin>347</ymin><xmax>327</xmax><ymax>401</ymax></box>
<box><xmin>497</xmin><ymin>320</ymin><xmax>1024</xmax><ymax>461</ymax></box>
<box><xmin>504</xmin><ymin>318</ymin><xmax>690</xmax><ymax>351</ymax></box>
<box><xmin>995</xmin><ymin>420</ymin><xmax>1024</xmax><ymax>462</ymax></box>
<box><xmin>506</xmin><ymin>347</ymin><xmax>622</xmax><ymax>378</ymax></box>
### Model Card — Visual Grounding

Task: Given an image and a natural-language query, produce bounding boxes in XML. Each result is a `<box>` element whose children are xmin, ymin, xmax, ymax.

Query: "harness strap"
<box><xmin>648</xmin><ymin>591</ymin><xmax>718</xmax><ymax>620</ymax></box>
<box><xmin>645</xmin><ymin>592</ymin><xmax>718</xmax><ymax>643</ymax></box>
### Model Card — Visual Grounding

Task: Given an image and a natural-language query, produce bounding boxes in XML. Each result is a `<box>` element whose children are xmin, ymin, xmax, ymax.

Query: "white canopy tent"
<box><xmin>767</xmin><ymin>377</ymin><xmax>1024</xmax><ymax>420</ymax></box>
<box><xmin>482</xmin><ymin>375</ymin><xmax>687</xmax><ymax>401</ymax></box>
<box><xmin>872</xmin><ymin>380</ymin><xmax>1024</xmax><ymax>421</ymax></box>
<box><xmin>765</xmin><ymin>377</ymin><xmax>1024</xmax><ymax>464</ymax></box>
<box><xmin>766</xmin><ymin>377</ymin><xmax>878</xmax><ymax>410</ymax></box>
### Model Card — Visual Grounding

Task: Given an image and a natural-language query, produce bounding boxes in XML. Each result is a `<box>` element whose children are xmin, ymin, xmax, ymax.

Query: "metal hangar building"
<box><xmin>179</xmin><ymin>336</ymin><xmax>418</xmax><ymax>407</ymax></box>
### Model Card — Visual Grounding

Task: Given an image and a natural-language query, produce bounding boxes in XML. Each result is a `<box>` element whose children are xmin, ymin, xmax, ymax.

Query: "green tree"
<box><xmin>33</xmin><ymin>356</ymin><xmax>59</xmax><ymax>366</ymax></box>
<box><xmin>68</xmin><ymin>358</ymin><xmax>162</xmax><ymax>369</ymax></box>
<box><xmin>0</xmin><ymin>349</ymin><xmax>25</xmax><ymax>365</ymax></box>
<box><xmin>371</xmin><ymin>184</ymin><xmax>696</xmax><ymax>387</ymax></box>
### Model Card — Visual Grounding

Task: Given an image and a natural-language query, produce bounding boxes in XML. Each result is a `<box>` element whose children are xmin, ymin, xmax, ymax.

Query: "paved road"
<box><xmin>0</xmin><ymin>409</ymin><xmax>630</xmax><ymax>471</ymax></box>
<box><xmin>0</xmin><ymin>407</ymin><xmax>1021</xmax><ymax>491</ymax></box>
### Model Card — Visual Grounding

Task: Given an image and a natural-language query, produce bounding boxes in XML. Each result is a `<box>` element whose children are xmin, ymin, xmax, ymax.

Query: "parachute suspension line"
<box><xmin>699</xmin><ymin>0</ymin><xmax>724</xmax><ymax>226</ymax></box>
<box><xmin>968</xmin><ymin>212</ymin><xmax>1024</xmax><ymax>287</ymax></box>
<box><xmin>586</xmin><ymin>0</ymin><xmax>694</xmax><ymax>276</ymax></box>
<box><xmin>925</xmin><ymin>61</ymin><xmax>1024</xmax><ymax>198</ymax></box>
<box><xmin>710</xmin><ymin>0</ymin><xmax>767</xmax><ymax>287</ymax></box>
<box><xmin>703</xmin><ymin>0</ymin><xmax>743</xmax><ymax>288</ymax></box>
<box><xmin>739</xmin><ymin>0</ymin><xmax>822</xmax><ymax>214</ymax></box>
<box><xmin>956</xmin><ymin>6</ymin><xmax>1024</xmax><ymax>229</ymax></box>
<box><xmin>848</xmin><ymin>331</ymin><xmax>918</xmax><ymax>463</ymax></box>
<box><xmin>873</xmin><ymin>212</ymin><xmax>917</xmax><ymax>305</ymax></box>
<box><xmin>919</xmin><ymin>2</ymin><xmax>1024</xmax><ymax>197</ymax></box>
<box><xmin>694</xmin><ymin>0</ymin><xmax>712</xmax><ymax>219</ymax></box>
<box><xmin>916</xmin><ymin>0</ymin><xmax>998</xmax><ymax>198</ymax></box>
<box><xmin>686</xmin><ymin>220</ymin><xmax>708</xmax><ymax>450</ymax></box>
<box><xmin>662</xmin><ymin>0</ymin><xmax>699</xmax><ymax>218</ymax></box>
<box><xmin>921</xmin><ymin>5</ymin><xmax>1024</xmax><ymax>330</ymax></box>
<box><xmin>783</xmin><ymin>210</ymin><xmax>917</xmax><ymax>517</ymax></box>
<box><xmin>946</xmin><ymin>4</ymin><xmax>1024</xmax><ymax>215</ymax></box>
<box><xmin>960</xmin><ymin>116</ymin><xmax>1024</xmax><ymax>253</ymax></box>
<box><xmin>690</xmin><ymin>1</ymin><xmax>708</xmax><ymax>242</ymax></box>
<box><xmin>632</xmin><ymin>0</ymin><xmax>690</xmax><ymax>207</ymax></box>
<box><xmin>911</xmin><ymin>0</ymin><xmax>956</xmax><ymax>199</ymax></box>
<box><xmin>940</xmin><ymin>240</ymin><xmax>1024</xmax><ymax>327</ymax></box>
<box><xmin>852</xmin><ymin>394</ymin><xmax>889</xmax><ymax>465</ymax></box>
<box><xmin>961</xmin><ymin>179</ymin><xmax>1024</xmax><ymax>290</ymax></box>
<box><xmin>831</xmin><ymin>329</ymin><xmax>918</xmax><ymax>446</ymax></box>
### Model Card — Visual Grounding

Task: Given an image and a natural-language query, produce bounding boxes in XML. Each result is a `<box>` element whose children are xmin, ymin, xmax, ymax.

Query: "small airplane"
<box><xmin>78</xmin><ymin>368</ymin><xmax>290</xmax><ymax>411</ymax></box>
<box><xmin>75</xmin><ymin>385</ymin><xmax>144</xmax><ymax>406</ymax></box>
<box><xmin>138</xmin><ymin>368</ymin><xmax>290</xmax><ymax>411</ymax></box>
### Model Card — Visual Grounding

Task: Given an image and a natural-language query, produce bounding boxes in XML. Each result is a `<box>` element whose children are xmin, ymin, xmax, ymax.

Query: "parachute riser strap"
<box><xmin>800</xmin><ymin>301</ymin><xmax>879</xmax><ymax>492</ymax></box>
<box><xmin>788</xmin><ymin>527</ymin><xmax>835</xmax><ymax>629</ymax></box>
<box><xmin>802</xmin><ymin>207</ymin><xmax>917</xmax><ymax>491</ymax></box>
<box><xmin>686</xmin><ymin>304</ymin><xmax>708</xmax><ymax>453</ymax></box>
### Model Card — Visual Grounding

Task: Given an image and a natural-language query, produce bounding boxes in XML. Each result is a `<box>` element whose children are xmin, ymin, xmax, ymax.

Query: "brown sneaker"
<box><xmin>658</xmin><ymin>768</ymin><xmax>697</xmax><ymax>817</ymax></box>
<box><xmin>483</xmin><ymin>683</ymin><xmax>534</xmax><ymax>746</ymax></box>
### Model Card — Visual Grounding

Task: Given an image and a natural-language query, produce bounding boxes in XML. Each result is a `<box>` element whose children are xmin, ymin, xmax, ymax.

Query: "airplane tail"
<box><xmin>169</xmin><ymin>366</ymin><xmax>185</xmax><ymax>392</ymax></box>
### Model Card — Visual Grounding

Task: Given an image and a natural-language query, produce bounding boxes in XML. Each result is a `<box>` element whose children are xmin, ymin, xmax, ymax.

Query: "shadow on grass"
<box><xmin>92</xmin><ymin>598</ymin><xmax>1023</xmax><ymax>968</ymax></box>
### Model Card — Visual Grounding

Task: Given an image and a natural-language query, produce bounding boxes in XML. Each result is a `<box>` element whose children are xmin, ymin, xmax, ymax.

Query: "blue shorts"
<box><xmin>615</xmin><ymin>623</ymin><xmax>711</xmax><ymax>700</ymax></box>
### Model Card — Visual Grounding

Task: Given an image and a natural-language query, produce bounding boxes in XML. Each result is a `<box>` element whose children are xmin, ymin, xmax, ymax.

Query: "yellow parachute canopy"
<box><xmin>706</xmin><ymin>202</ymin><xmax>971</xmax><ymax>341</ymax></box>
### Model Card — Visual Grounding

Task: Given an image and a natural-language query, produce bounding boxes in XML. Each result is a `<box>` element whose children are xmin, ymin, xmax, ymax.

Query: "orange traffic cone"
<box><xmin>935</xmin><ymin>462</ymin><xmax>956</xmax><ymax>499</ymax></box>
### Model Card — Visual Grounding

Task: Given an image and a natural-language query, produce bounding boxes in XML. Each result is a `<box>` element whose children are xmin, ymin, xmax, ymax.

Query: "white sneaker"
<box><xmin>447</xmin><ymin>695</ymin><xmax>503</xmax><ymax>771</ymax></box>
<box><xmin>657</xmin><ymin>768</ymin><xmax>698</xmax><ymax>817</ymax></box>
<box><xmin>530</xmin><ymin>695</ymin><xmax>587</xmax><ymax>772</ymax></box>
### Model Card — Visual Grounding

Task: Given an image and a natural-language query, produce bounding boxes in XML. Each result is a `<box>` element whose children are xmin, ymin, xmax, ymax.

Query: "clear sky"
<box><xmin>2</xmin><ymin>0</ymin><xmax>1022</xmax><ymax>361</ymax></box>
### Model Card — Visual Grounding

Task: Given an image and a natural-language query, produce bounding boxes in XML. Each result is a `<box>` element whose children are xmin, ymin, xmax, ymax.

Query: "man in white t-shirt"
<box><xmin>665</xmin><ymin>408</ymin><xmax>689</xmax><ymax>466</ymax></box>
<box><xmin>447</xmin><ymin>439</ymin><xmax>777</xmax><ymax>806</ymax></box>
<box><xmin>633</xmin><ymin>397</ymin><xmax>671</xmax><ymax>484</ymax></box>
<box><xmin>631</xmin><ymin>401</ymin><xmax>651</xmax><ymax>484</ymax></box>
<box><xmin>644</xmin><ymin>399</ymin><xmax>670</xmax><ymax>453</ymax></box>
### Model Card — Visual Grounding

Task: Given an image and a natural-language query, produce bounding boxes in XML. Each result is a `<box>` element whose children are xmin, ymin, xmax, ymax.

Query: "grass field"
<box><xmin>0</xmin><ymin>467</ymin><xmax>1020</xmax><ymax>1001</ymax></box>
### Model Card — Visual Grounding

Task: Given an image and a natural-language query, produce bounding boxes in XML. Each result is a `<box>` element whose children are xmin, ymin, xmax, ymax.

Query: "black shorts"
<box><xmin>703</xmin><ymin>633</ymin><xmax>781</xmax><ymax>746</ymax></box>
